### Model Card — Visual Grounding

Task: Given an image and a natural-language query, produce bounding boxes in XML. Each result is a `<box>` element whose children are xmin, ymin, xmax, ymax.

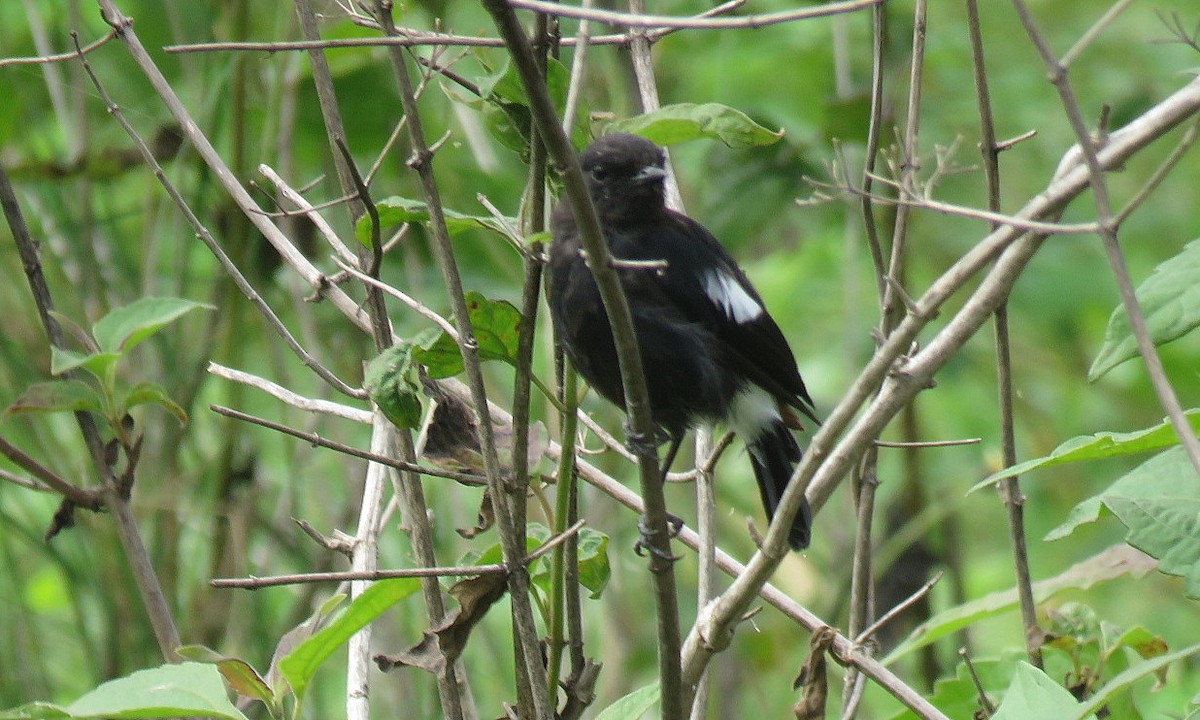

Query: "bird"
<box><xmin>546</xmin><ymin>132</ymin><xmax>818</xmax><ymax>550</ymax></box>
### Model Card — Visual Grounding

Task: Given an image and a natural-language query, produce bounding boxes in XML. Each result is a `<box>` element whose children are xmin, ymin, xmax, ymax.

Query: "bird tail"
<box><xmin>747</xmin><ymin>421</ymin><xmax>811</xmax><ymax>550</ymax></box>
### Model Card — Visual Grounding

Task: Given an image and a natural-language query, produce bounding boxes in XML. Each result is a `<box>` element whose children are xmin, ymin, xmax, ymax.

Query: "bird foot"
<box><xmin>622</xmin><ymin>422</ymin><xmax>662</xmax><ymax>458</ymax></box>
<box><xmin>634</xmin><ymin>516</ymin><xmax>683</xmax><ymax>562</ymax></box>
<box><xmin>665</xmin><ymin>512</ymin><xmax>684</xmax><ymax>538</ymax></box>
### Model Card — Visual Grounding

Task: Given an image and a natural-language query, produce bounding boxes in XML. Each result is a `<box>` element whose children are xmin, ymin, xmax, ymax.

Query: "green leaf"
<box><xmin>9</xmin><ymin>662</ymin><xmax>253</xmax><ymax>719</ymax></box>
<box><xmin>1090</xmin><ymin>238</ymin><xmax>1200</xmax><ymax>380</ymax></box>
<box><xmin>888</xmin><ymin>657</ymin><xmax>1015</xmax><ymax>720</ymax></box>
<box><xmin>1072</xmin><ymin>643</ymin><xmax>1200</xmax><ymax>720</ymax></box>
<box><xmin>412</xmin><ymin>292</ymin><xmax>522</xmax><ymax>380</ymax></box>
<box><xmin>452</xmin><ymin>56</ymin><xmax>589</xmax><ymax>155</ymax></box>
<box><xmin>279</xmin><ymin>578</ymin><xmax>421</xmax><ymax>698</ymax></box>
<box><xmin>264</xmin><ymin>593</ymin><xmax>346</xmax><ymax>705</ymax></box>
<box><xmin>5</xmin><ymin>380</ymin><xmax>103</xmax><ymax>418</ymax></box>
<box><xmin>593</xmin><ymin>681</ymin><xmax>660</xmax><ymax>720</ymax></box>
<box><xmin>884</xmin><ymin>545</ymin><xmax>1156</xmax><ymax>665</ymax></box>
<box><xmin>1048</xmin><ymin>447</ymin><xmax>1200</xmax><ymax>597</ymax></box>
<box><xmin>121</xmin><ymin>382</ymin><xmax>187</xmax><ymax>426</ymax></box>
<box><xmin>92</xmin><ymin>297</ymin><xmax>213</xmax><ymax>355</ymax></box>
<box><xmin>176</xmin><ymin>646</ymin><xmax>275</xmax><ymax>713</ymax></box>
<box><xmin>356</xmin><ymin>196</ymin><xmax>519</xmax><ymax>246</ymax></box>
<box><xmin>364</xmin><ymin>343</ymin><xmax>424</xmax><ymax>430</ymax></box>
<box><xmin>607</xmin><ymin>103</ymin><xmax>784</xmax><ymax>148</ymax></box>
<box><xmin>971</xmin><ymin>410</ymin><xmax>1200</xmax><ymax>491</ymax></box>
<box><xmin>0</xmin><ymin>702</ymin><xmax>72</xmax><ymax>719</ymax></box>
<box><xmin>992</xmin><ymin>662</ymin><xmax>1088</xmax><ymax>720</ymax></box>
<box><xmin>576</xmin><ymin>528</ymin><xmax>611</xmax><ymax>600</ymax></box>
<box><xmin>49</xmin><ymin>347</ymin><xmax>121</xmax><ymax>380</ymax></box>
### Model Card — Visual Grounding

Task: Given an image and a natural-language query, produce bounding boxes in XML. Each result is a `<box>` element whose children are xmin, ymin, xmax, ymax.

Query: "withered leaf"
<box><xmin>375</xmin><ymin>572</ymin><xmax>509</xmax><ymax>675</ymax></box>
<box><xmin>793</xmin><ymin>626</ymin><xmax>838</xmax><ymax>719</ymax></box>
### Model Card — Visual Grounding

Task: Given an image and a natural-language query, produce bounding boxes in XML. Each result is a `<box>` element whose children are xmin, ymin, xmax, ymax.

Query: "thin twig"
<box><xmin>209</xmin><ymin>404</ymin><xmax>486</xmax><ymax>485</ymax></box>
<box><xmin>507</xmin><ymin>0</ymin><xmax>886</xmax><ymax>30</ymax></box>
<box><xmin>965</xmin><ymin>0</ymin><xmax>1043</xmax><ymax>669</ymax></box>
<box><xmin>855</xmin><ymin>571</ymin><xmax>944</xmax><ymax>644</ymax></box>
<box><xmin>874</xmin><ymin>437</ymin><xmax>980</xmax><ymax>448</ymax></box>
<box><xmin>0</xmin><ymin>28</ymin><xmax>117</xmax><ymax>67</ymax></box>
<box><xmin>0</xmin><ymin>436</ymin><xmax>103</xmax><ymax>509</ymax></box>
<box><xmin>212</xmin><ymin>564</ymin><xmax>508</xmax><ymax>588</ymax></box>
<box><xmin>208</xmin><ymin>362</ymin><xmax>370</xmax><ymax>421</ymax></box>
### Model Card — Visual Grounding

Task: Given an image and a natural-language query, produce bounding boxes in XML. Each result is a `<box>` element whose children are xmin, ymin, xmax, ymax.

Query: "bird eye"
<box><xmin>589</xmin><ymin>166</ymin><xmax>609</xmax><ymax>182</ymax></box>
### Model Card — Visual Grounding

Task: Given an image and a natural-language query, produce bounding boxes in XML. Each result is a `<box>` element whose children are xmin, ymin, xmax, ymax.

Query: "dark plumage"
<box><xmin>546</xmin><ymin>133</ymin><xmax>817</xmax><ymax>550</ymax></box>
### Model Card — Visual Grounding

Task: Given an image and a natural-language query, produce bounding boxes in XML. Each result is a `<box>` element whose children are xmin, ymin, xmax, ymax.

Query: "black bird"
<box><xmin>547</xmin><ymin>133</ymin><xmax>818</xmax><ymax>550</ymax></box>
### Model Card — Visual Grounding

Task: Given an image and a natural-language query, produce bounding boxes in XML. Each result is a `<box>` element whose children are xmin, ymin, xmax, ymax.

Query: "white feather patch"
<box><xmin>727</xmin><ymin>385</ymin><xmax>780</xmax><ymax>443</ymax></box>
<box><xmin>704</xmin><ymin>270</ymin><xmax>763</xmax><ymax>324</ymax></box>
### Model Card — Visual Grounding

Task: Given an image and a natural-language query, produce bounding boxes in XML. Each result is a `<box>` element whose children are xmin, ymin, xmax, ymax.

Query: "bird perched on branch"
<box><xmin>547</xmin><ymin>133</ymin><xmax>818</xmax><ymax>550</ymax></box>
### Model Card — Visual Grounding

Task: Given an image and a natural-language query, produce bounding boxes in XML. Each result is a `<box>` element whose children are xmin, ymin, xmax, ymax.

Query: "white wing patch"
<box><xmin>728</xmin><ymin>385</ymin><xmax>780</xmax><ymax>442</ymax></box>
<box><xmin>704</xmin><ymin>270</ymin><xmax>763</xmax><ymax>324</ymax></box>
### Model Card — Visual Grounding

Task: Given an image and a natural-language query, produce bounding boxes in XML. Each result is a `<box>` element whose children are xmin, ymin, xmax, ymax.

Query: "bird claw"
<box><xmin>665</xmin><ymin>512</ymin><xmax>684</xmax><ymax>538</ymax></box>
<box><xmin>634</xmin><ymin>516</ymin><xmax>683</xmax><ymax>562</ymax></box>
<box><xmin>622</xmin><ymin>423</ymin><xmax>661</xmax><ymax>458</ymax></box>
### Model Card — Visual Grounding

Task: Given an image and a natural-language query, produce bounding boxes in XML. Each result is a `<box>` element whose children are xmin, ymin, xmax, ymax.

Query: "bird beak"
<box><xmin>633</xmin><ymin>165</ymin><xmax>667</xmax><ymax>184</ymax></box>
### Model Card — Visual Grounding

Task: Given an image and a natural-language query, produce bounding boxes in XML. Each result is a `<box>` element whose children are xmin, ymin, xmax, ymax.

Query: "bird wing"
<box><xmin>628</xmin><ymin>211</ymin><xmax>818</xmax><ymax>422</ymax></box>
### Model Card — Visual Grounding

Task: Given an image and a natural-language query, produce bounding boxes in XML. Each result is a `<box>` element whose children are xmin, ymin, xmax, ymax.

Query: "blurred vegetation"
<box><xmin>1</xmin><ymin>0</ymin><xmax>1200</xmax><ymax>718</ymax></box>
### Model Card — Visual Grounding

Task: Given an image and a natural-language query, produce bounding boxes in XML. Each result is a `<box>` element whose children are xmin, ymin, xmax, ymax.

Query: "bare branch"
<box><xmin>0</xmin><ymin>28</ymin><xmax>116</xmax><ymax>67</ymax></box>
<box><xmin>506</xmin><ymin>0</ymin><xmax>886</xmax><ymax>30</ymax></box>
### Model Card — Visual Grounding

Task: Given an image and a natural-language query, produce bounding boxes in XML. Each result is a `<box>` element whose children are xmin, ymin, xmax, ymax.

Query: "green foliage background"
<box><xmin>1</xmin><ymin>0</ymin><xmax>1199</xmax><ymax>717</ymax></box>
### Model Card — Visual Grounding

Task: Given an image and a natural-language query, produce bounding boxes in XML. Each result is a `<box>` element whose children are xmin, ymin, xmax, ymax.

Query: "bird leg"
<box><xmin>656</xmin><ymin>432</ymin><xmax>687</xmax><ymax>538</ymax></box>
<box><xmin>635</xmin><ymin>516</ymin><xmax>683</xmax><ymax>561</ymax></box>
<box><xmin>633</xmin><ymin>431</ymin><xmax>687</xmax><ymax>560</ymax></box>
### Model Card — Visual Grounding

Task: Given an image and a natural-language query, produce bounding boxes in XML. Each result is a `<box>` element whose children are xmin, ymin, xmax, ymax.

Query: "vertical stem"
<box><xmin>347</xmin><ymin>414</ymin><xmax>391</xmax><ymax>720</ymax></box>
<box><xmin>965</xmin><ymin>0</ymin><xmax>1043</xmax><ymax>668</ymax></box>
<box><xmin>547</xmin><ymin>366</ymin><xmax>579</xmax><ymax>710</ymax></box>
<box><xmin>481</xmin><ymin>2</ymin><xmax>683</xmax><ymax>717</ymax></box>
<box><xmin>688</xmin><ymin>428</ymin><xmax>715</xmax><ymax>720</ymax></box>
<box><xmin>372</xmin><ymin>4</ymin><xmax>551</xmax><ymax>717</ymax></box>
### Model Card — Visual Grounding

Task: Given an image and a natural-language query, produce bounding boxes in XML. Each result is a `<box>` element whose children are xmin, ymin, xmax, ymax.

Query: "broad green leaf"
<box><xmin>413</xmin><ymin>292</ymin><xmax>522</xmax><ymax>379</ymax></box>
<box><xmin>176</xmin><ymin>646</ymin><xmax>275</xmax><ymax>712</ymax></box>
<box><xmin>457</xmin><ymin>56</ymin><xmax>590</xmax><ymax>154</ymax></box>
<box><xmin>992</xmin><ymin>662</ymin><xmax>1088</xmax><ymax>720</ymax></box>
<box><xmin>0</xmin><ymin>702</ymin><xmax>72</xmax><ymax>719</ymax></box>
<box><xmin>1048</xmin><ymin>447</ymin><xmax>1200</xmax><ymax>597</ymax></box>
<box><xmin>1045</xmin><ymin>602</ymin><xmax>1101</xmax><ymax>651</ymax></box>
<box><xmin>888</xmin><ymin>658</ymin><xmax>1014</xmax><ymax>720</ymax></box>
<box><xmin>972</xmin><ymin>410</ymin><xmax>1200</xmax><ymax>491</ymax></box>
<box><xmin>122</xmin><ymin>382</ymin><xmax>187</xmax><ymax>426</ymax></box>
<box><xmin>364</xmin><ymin>343</ymin><xmax>423</xmax><ymax>430</ymax></box>
<box><xmin>607</xmin><ymin>103</ymin><xmax>784</xmax><ymax>148</ymax></box>
<box><xmin>47</xmin><ymin>310</ymin><xmax>97</xmax><ymax>353</ymax></box>
<box><xmin>50</xmin><ymin>347</ymin><xmax>120</xmax><ymax>381</ymax></box>
<box><xmin>356</xmin><ymin>196</ymin><xmax>518</xmax><ymax>246</ymax></box>
<box><xmin>1090</xmin><ymin>239</ymin><xmax>1200</xmax><ymax>380</ymax></box>
<box><xmin>279</xmin><ymin>578</ymin><xmax>421</xmax><ymax>698</ymax></box>
<box><xmin>1106</xmin><ymin>624</ymin><xmax>1169</xmax><ymax>663</ymax></box>
<box><xmin>593</xmin><ymin>681</ymin><xmax>660</xmax><ymax>720</ymax></box>
<box><xmin>92</xmin><ymin>297</ymin><xmax>212</xmax><ymax>354</ymax></box>
<box><xmin>1072</xmin><ymin>643</ymin><xmax>1200</xmax><ymax>720</ymax></box>
<box><xmin>576</xmin><ymin>528</ymin><xmax>611</xmax><ymax>599</ymax></box>
<box><xmin>884</xmin><ymin>545</ymin><xmax>1156</xmax><ymax>664</ymax></box>
<box><xmin>56</xmin><ymin>662</ymin><xmax>250</xmax><ymax>719</ymax></box>
<box><xmin>5</xmin><ymin>380</ymin><xmax>103</xmax><ymax>418</ymax></box>
<box><xmin>265</xmin><ymin>593</ymin><xmax>347</xmax><ymax>705</ymax></box>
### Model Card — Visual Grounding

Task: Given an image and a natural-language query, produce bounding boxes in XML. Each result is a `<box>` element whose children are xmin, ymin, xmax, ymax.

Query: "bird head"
<box><xmin>578</xmin><ymin>133</ymin><xmax>667</xmax><ymax>225</ymax></box>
